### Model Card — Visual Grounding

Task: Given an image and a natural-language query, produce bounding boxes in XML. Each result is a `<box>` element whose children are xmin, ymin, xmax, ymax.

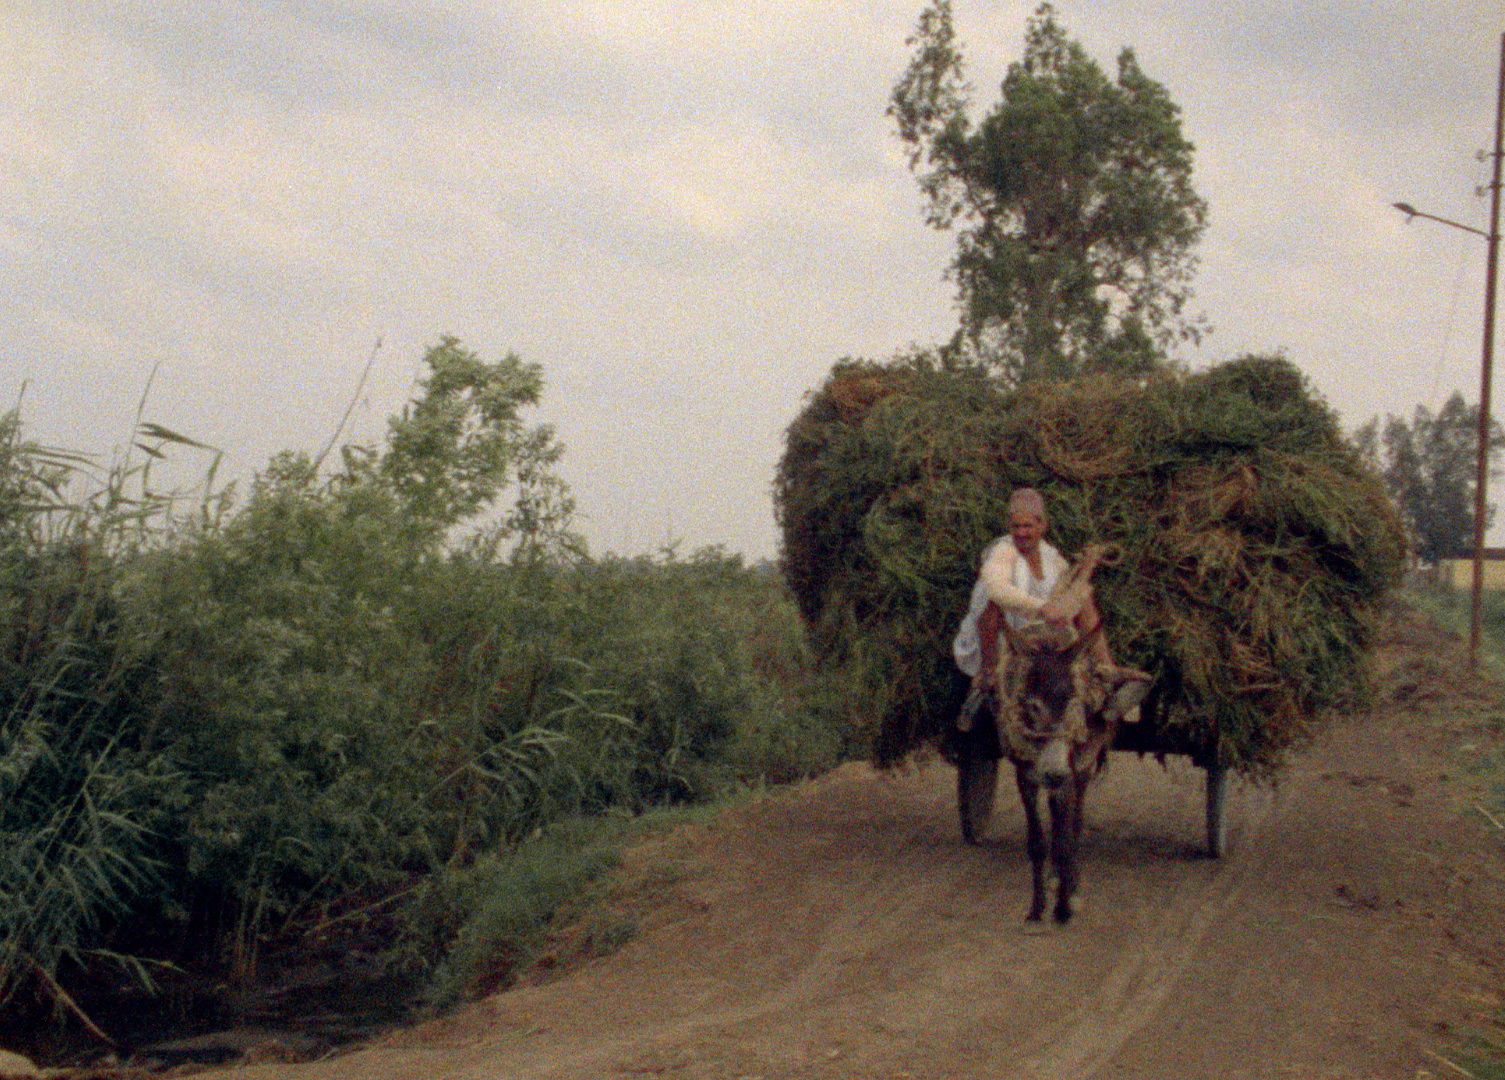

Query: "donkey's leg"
<box><xmin>1070</xmin><ymin>769</ymin><xmax>1090</xmax><ymax>844</ymax></box>
<box><xmin>1014</xmin><ymin>764</ymin><xmax>1048</xmax><ymax>922</ymax></box>
<box><xmin>1049</xmin><ymin>782</ymin><xmax>1079</xmax><ymax>924</ymax></box>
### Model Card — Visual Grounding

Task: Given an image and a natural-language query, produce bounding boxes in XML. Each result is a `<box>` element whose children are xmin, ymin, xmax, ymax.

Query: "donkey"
<box><xmin>971</xmin><ymin>550</ymin><xmax>1151</xmax><ymax>924</ymax></box>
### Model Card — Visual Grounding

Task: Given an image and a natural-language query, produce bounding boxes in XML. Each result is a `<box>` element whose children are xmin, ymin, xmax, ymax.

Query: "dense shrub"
<box><xmin>0</xmin><ymin>342</ymin><xmax>844</xmax><ymax>1031</ymax></box>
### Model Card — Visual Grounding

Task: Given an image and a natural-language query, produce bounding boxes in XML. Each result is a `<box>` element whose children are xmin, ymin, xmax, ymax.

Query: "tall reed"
<box><xmin>0</xmin><ymin>411</ymin><xmax>189</xmax><ymax>1018</ymax></box>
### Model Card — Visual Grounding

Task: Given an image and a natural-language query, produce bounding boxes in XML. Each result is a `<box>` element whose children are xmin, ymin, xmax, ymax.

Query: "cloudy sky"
<box><xmin>3</xmin><ymin>1</ymin><xmax>1502</xmax><ymax>560</ymax></box>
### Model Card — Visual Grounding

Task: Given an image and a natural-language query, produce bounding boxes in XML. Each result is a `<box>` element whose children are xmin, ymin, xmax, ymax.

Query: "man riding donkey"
<box><xmin>951</xmin><ymin>487</ymin><xmax>1150</xmax><ymax>788</ymax></box>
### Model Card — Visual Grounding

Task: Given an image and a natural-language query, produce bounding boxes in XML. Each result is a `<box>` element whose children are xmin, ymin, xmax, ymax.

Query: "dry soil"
<box><xmin>205</xmin><ymin>607</ymin><xmax>1505</xmax><ymax>1080</ymax></box>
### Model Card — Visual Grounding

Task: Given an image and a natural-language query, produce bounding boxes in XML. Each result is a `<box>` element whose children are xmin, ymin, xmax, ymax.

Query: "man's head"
<box><xmin>1008</xmin><ymin>488</ymin><xmax>1046</xmax><ymax>520</ymax></box>
<box><xmin>1008</xmin><ymin>487</ymin><xmax>1047</xmax><ymax>554</ymax></box>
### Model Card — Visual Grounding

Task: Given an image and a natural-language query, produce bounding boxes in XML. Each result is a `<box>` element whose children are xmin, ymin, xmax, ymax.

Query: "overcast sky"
<box><xmin>3</xmin><ymin>1</ymin><xmax>1502</xmax><ymax>560</ymax></box>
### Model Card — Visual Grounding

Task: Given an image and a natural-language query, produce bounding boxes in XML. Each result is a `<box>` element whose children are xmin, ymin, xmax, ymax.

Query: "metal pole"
<box><xmin>1468</xmin><ymin>32</ymin><xmax>1504</xmax><ymax>668</ymax></box>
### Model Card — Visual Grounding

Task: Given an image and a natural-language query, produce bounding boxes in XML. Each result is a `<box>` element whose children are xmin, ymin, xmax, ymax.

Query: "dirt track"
<box><xmin>232</xmin><ymin>620</ymin><xmax>1505</xmax><ymax>1080</ymax></box>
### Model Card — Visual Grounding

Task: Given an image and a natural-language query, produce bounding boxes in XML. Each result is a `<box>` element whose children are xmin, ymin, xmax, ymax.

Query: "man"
<box><xmin>951</xmin><ymin>487</ymin><xmax>1122</xmax><ymax>738</ymax></box>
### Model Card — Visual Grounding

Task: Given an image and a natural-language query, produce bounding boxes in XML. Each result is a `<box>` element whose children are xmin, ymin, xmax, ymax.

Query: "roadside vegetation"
<box><xmin>1393</xmin><ymin>582</ymin><xmax>1505</xmax><ymax>1076</ymax></box>
<box><xmin>0</xmin><ymin>339</ymin><xmax>850</xmax><ymax>1058</ymax></box>
<box><xmin>1403</xmin><ymin>580</ymin><xmax>1505</xmax><ymax>678</ymax></box>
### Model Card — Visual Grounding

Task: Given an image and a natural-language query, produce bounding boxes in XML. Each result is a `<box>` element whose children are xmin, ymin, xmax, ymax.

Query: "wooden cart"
<box><xmin>952</xmin><ymin>692</ymin><xmax>1230</xmax><ymax>858</ymax></box>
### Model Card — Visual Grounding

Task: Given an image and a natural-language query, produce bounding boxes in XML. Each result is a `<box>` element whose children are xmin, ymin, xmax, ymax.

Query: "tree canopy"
<box><xmin>377</xmin><ymin>337</ymin><xmax>556</xmax><ymax>530</ymax></box>
<box><xmin>889</xmin><ymin>1</ymin><xmax>1209</xmax><ymax>383</ymax></box>
<box><xmin>245</xmin><ymin>337</ymin><xmax>578</xmax><ymax>563</ymax></box>
<box><xmin>1353</xmin><ymin>393</ymin><xmax>1504</xmax><ymax>563</ymax></box>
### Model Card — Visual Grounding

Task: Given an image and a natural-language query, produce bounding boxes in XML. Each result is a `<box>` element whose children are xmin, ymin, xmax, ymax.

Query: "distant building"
<box><xmin>1436</xmin><ymin>548</ymin><xmax>1505</xmax><ymax>591</ymax></box>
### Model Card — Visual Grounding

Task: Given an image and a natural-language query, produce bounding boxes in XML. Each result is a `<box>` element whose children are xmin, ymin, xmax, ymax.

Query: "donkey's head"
<box><xmin>1014</xmin><ymin>625</ymin><xmax>1151</xmax><ymax>788</ymax></box>
<box><xmin>1016</xmin><ymin>630</ymin><xmax>1090</xmax><ymax>788</ymax></box>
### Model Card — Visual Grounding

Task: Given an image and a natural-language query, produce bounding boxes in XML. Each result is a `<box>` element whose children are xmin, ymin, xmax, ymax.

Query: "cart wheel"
<box><xmin>958</xmin><ymin>753</ymin><xmax>999</xmax><ymax>845</ymax></box>
<box><xmin>1205</xmin><ymin>763</ymin><xmax>1229</xmax><ymax>858</ymax></box>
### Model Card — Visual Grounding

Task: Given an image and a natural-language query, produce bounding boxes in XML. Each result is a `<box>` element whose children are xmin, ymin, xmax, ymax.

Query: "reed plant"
<box><xmin>0</xmin><ymin>409</ymin><xmax>196</xmax><ymax>1024</ymax></box>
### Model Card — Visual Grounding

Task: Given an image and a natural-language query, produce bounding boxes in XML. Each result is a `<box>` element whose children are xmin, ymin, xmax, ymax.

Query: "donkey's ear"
<box><xmin>1106</xmin><ymin>668</ymin><xmax>1153</xmax><ymax>714</ymax></box>
<box><xmin>1108</xmin><ymin>677</ymin><xmax>1151</xmax><ymax>714</ymax></box>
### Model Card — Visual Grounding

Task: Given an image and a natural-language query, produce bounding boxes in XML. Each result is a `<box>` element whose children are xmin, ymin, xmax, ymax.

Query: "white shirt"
<box><xmin>951</xmin><ymin>536</ymin><xmax>1068</xmax><ymax>676</ymax></box>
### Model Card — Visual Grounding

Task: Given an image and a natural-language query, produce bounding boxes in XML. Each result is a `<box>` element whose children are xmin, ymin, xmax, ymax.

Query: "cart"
<box><xmin>951</xmin><ymin>688</ymin><xmax>1231</xmax><ymax>858</ymax></box>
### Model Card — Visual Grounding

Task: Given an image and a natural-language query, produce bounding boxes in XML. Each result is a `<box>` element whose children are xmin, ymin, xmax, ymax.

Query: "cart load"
<box><xmin>774</xmin><ymin>353</ymin><xmax>1408</xmax><ymax>779</ymax></box>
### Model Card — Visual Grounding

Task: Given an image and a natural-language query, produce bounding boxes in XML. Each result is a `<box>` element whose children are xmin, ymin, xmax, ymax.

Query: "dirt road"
<box><xmin>236</xmin><ymin>618</ymin><xmax>1505</xmax><ymax>1080</ymax></box>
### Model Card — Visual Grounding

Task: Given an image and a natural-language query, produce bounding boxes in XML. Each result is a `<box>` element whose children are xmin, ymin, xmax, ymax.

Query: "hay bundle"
<box><xmin>775</xmin><ymin>354</ymin><xmax>1407</xmax><ymax>777</ymax></box>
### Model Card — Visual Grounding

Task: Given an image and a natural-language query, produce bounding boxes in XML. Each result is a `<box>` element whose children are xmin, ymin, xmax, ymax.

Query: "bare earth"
<box><xmin>233</xmin><ymin>612</ymin><xmax>1505</xmax><ymax>1080</ymax></box>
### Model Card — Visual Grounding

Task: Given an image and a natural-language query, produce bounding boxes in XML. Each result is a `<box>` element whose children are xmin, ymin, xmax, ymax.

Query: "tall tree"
<box><xmin>327</xmin><ymin>336</ymin><xmax>576</xmax><ymax>557</ymax></box>
<box><xmin>1352</xmin><ymin>393</ymin><xmax>1504</xmax><ymax>563</ymax></box>
<box><xmin>376</xmin><ymin>337</ymin><xmax>550</xmax><ymax>528</ymax></box>
<box><xmin>889</xmin><ymin>1</ymin><xmax>1209</xmax><ymax>382</ymax></box>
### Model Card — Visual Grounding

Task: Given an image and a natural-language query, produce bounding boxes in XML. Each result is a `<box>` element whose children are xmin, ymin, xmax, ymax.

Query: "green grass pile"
<box><xmin>775</xmin><ymin>354</ymin><xmax>1407</xmax><ymax>777</ymax></box>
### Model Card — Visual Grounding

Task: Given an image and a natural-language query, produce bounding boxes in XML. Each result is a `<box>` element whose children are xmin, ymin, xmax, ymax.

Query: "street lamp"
<box><xmin>1392</xmin><ymin>32</ymin><xmax>1504</xmax><ymax>669</ymax></box>
<box><xmin>1392</xmin><ymin>203</ymin><xmax>1490</xmax><ymax>239</ymax></box>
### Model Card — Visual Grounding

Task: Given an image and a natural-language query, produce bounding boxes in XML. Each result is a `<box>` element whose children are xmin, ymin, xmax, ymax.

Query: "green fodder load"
<box><xmin>775</xmin><ymin>354</ymin><xmax>1407</xmax><ymax>778</ymax></box>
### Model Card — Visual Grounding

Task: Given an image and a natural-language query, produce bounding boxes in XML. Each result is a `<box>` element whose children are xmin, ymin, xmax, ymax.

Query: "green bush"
<box><xmin>132</xmin><ymin>458</ymin><xmax>450</xmax><ymax>977</ymax></box>
<box><xmin>0</xmin><ymin>356</ymin><xmax>849</xmax><ymax>1032</ymax></box>
<box><xmin>405</xmin><ymin>817</ymin><xmax>623</xmax><ymax>1010</ymax></box>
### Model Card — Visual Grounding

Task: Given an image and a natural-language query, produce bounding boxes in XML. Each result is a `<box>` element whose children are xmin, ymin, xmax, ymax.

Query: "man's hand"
<box><xmin>1036</xmin><ymin>597</ymin><xmax>1073</xmax><ymax>625</ymax></box>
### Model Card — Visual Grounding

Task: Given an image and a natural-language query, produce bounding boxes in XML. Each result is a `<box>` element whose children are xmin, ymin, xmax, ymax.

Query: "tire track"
<box><xmin>227</xmin><ymin>724</ymin><xmax>1489</xmax><ymax>1080</ymax></box>
<box><xmin>1004</xmin><ymin>759</ymin><xmax>1295</xmax><ymax>1079</ymax></box>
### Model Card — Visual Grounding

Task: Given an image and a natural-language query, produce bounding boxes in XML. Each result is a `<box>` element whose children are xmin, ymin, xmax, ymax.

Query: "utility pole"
<box><xmin>1393</xmin><ymin>31</ymin><xmax>1504</xmax><ymax>668</ymax></box>
<box><xmin>1472</xmin><ymin>32</ymin><xmax>1503</xmax><ymax>668</ymax></box>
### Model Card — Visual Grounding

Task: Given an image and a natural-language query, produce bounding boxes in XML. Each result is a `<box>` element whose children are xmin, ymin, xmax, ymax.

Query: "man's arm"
<box><xmin>977</xmin><ymin>543</ymin><xmax>1046</xmax><ymax>619</ymax></box>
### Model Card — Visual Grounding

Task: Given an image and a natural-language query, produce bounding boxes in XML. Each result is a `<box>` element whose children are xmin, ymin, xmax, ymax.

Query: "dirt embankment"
<box><xmin>19</xmin><ymin>606</ymin><xmax>1505</xmax><ymax>1079</ymax></box>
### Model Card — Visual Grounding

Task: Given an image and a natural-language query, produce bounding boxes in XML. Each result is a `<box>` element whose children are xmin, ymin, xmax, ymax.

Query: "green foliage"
<box><xmin>552</xmin><ymin>550</ymin><xmax>850</xmax><ymax>799</ymax></box>
<box><xmin>405</xmin><ymin>818</ymin><xmax>623</xmax><ymax>1010</ymax></box>
<box><xmin>890</xmin><ymin>1</ymin><xmax>1208</xmax><ymax>381</ymax></box>
<box><xmin>0</xmin><ymin>546</ymin><xmax>171</xmax><ymax>1009</ymax></box>
<box><xmin>0</xmin><ymin>340</ymin><xmax>846</xmax><ymax>1032</ymax></box>
<box><xmin>1352</xmin><ymin>392</ymin><xmax>1504</xmax><ymax>563</ymax></box>
<box><xmin>0</xmin><ymin>413</ymin><xmax>69</xmax><ymax>543</ymax></box>
<box><xmin>128</xmin><ymin>482</ymin><xmax>830</xmax><ymax>987</ymax></box>
<box><xmin>0</xmin><ymin>413</ymin><xmax>193</xmax><ymax>1011</ymax></box>
<box><xmin>357</xmin><ymin>335</ymin><xmax>577</xmax><ymax>553</ymax></box>
<box><xmin>134</xmin><ymin>460</ymin><xmax>445</xmax><ymax>978</ymax></box>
